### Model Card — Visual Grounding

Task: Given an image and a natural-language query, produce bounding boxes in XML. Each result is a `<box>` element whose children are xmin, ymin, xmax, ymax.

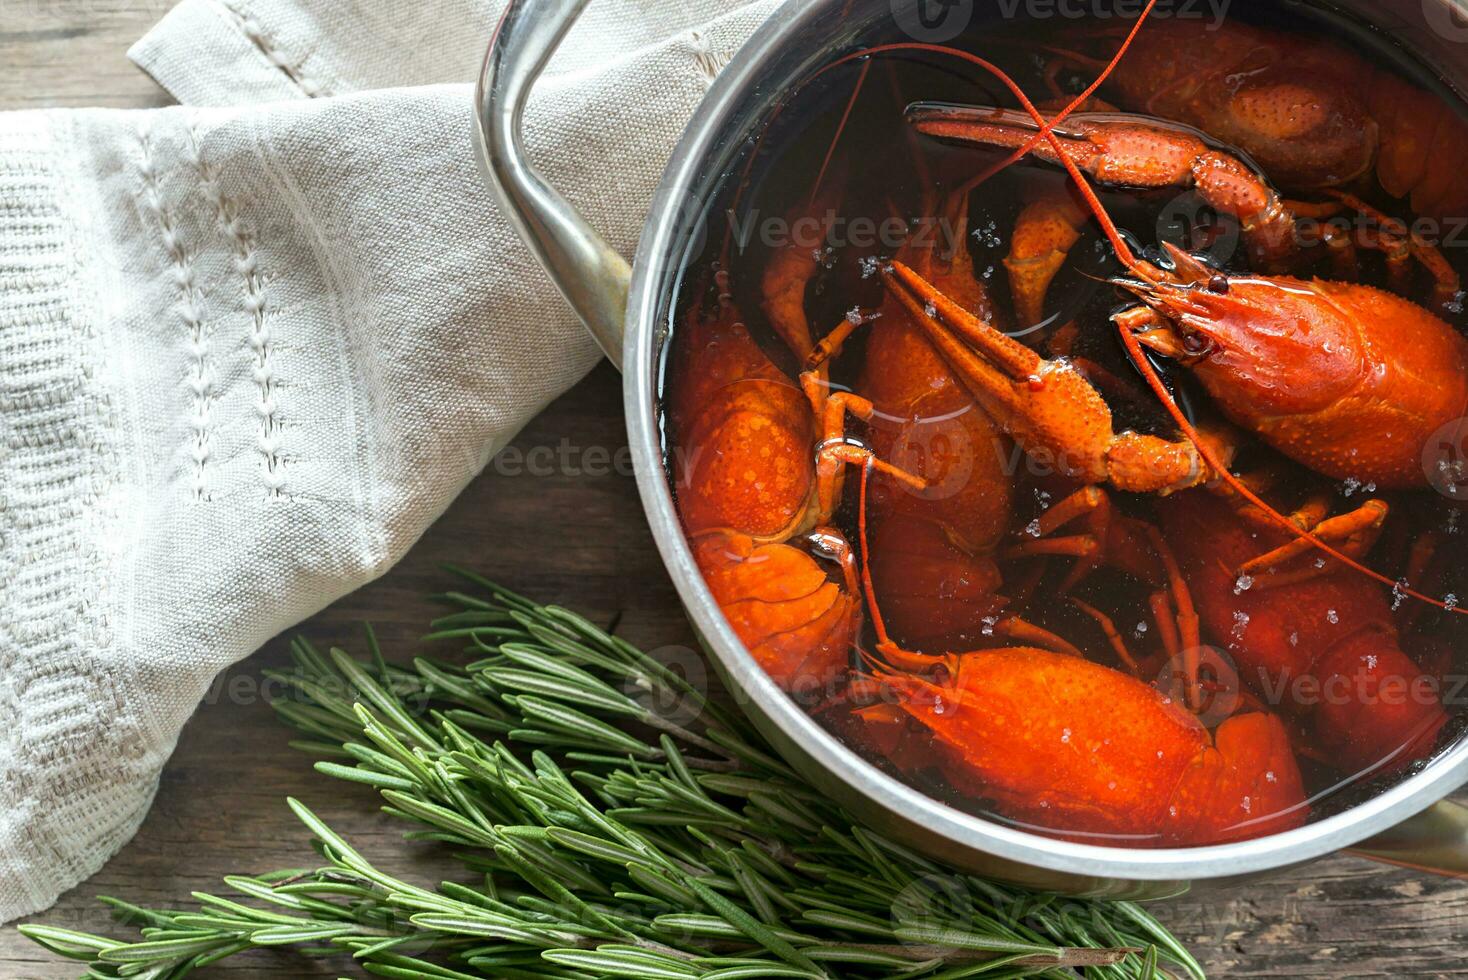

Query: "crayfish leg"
<box><xmin>1071</xmin><ymin>598</ymin><xmax>1142</xmax><ymax>676</ymax></box>
<box><xmin>1238</xmin><ymin>499</ymin><xmax>1390</xmax><ymax>584</ymax></box>
<box><xmin>990</xmin><ymin>615</ymin><xmax>1083</xmax><ymax>659</ymax></box>
<box><xmin>804</xmin><ymin>382</ymin><xmax>928</xmax><ymax>526</ymax></box>
<box><xmin>1158</xmin><ymin>491</ymin><xmax>1450</xmax><ymax>776</ymax></box>
<box><xmin>1002</xmin><ymin>485</ymin><xmax>1125</xmax><ymax>594</ymax></box>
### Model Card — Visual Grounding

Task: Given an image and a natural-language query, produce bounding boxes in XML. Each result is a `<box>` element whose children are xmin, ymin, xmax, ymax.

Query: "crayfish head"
<box><xmin>1112</xmin><ymin>248</ymin><xmax>1243</xmax><ymax>363</ymax></box>
<box><xmin>1115</xmin><ymin>243</ymin><xmax>1365</xmax><ymax>421</ymax></box>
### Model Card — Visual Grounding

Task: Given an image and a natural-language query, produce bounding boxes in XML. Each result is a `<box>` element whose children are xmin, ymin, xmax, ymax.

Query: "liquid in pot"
<box><xmin>659</xmin><ymin>1</ymin><xmax>1468</xmax><ymax>847</ymax></box>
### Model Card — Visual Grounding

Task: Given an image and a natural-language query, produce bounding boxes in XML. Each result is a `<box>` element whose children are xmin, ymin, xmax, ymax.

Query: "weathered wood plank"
<box><xmin>0</xmin><ymin>1</ymin><xmax>174</xmax><ymax>110</ymax></box>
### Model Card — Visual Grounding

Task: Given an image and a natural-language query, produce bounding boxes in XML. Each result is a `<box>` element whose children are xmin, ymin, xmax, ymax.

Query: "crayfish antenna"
<box><xmin>857</xmin><ymin>648</ymin><xmax>892</xmax><ymax>678</ymax></box>
<box><xmin>718</xmin><ymin>17</ymin><xmax>877</xmax><ymax>264</ymax></box>
<box><xmin>810</xmin><ymin>57</ymin><xmax>872</xmax><ymax>208</ymax></box>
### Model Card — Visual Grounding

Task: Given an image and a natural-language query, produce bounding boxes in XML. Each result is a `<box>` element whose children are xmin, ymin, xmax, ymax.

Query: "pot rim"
<box><xmin>622</xmin><ymin>0</ymin><xmax>1468</xmax><ymax>881</ymax></box>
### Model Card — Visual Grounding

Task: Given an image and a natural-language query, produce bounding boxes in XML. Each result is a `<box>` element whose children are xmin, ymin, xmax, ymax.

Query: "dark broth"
<box><xmin>660</xmin><ymin>0</ymin><xmax>1468</xmax><ymax>846</ymax></box>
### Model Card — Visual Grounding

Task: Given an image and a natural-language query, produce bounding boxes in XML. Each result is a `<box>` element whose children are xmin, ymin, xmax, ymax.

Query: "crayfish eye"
<box><xmin>1207</xmin><ymin>274</ymin><xmax>1230</xmax><ymax>294</ymax></box>
<box><xmin>1181</xmin><ymin>331</ymin><xmax>1214</xmax><ymax>356</ymax></box>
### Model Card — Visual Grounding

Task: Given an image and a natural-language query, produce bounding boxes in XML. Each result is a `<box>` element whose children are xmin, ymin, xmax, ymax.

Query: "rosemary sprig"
<box><xmin>22</xmin><ymin>568</ymin><xmax>1204</xmax><ymax>979</ymax></box>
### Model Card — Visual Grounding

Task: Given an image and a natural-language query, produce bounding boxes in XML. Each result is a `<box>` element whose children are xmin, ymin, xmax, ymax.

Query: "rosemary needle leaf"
<box><xmin>314</xmin><ymin>761</ymin><xmax>418</xmax><ymax>793</ymax></box>
<box><xmin>892</xmin><ymin>926</ymin><xmax>1058</xmax><ymax>955</ymax></box>
<box><xmin>686</xmin><ymin>878</ymin><xmax>822</xmax><ymax>974</ymax></box>
<box><xmin>1114</xmin><ymin>902</ymin><xmax>1205</xmax><ymax>979</ymax></box>
<box><xmin>539</xmin><ymin>947</ymin><xmax>700</xmax><ymax>979</ymax></box>
<box><xmin>27</xmin><ymin>575</ymin><xmax>1201</xmax><ymax>980</ymax></box>
<box><xmin>482</xmin><ymin>666</ymin><xmax>643</xmax><ymax>718</ymax></box>
<box><xmin>513</xmin><ymin>697</ymin><xmax>654</xmax><ymax>756</ymax></box>
<box><xmin>406</xmin><ymin>915</ymin><xmax>551</xmax><ymax>946</ymax></box>
<box><xmin>544</xmin><ymin>827</ymin><xmax>655</xmax><ymax>869</ymax></box>
<box><xmin>96</xmin><ymin>936</ymin><xmax>236</xmax><ymax>963</ymax></box>
<box><xmin>699</xmin><ymin>964</ymin><xmax>826</xmax><ymax>980</ymax></box>
<box><xmin>329</xmin><ymin>651</ymin><xmax>439</xmax><ymax>753</ymax></box>
<box><xmin>14</xmin><ymin>925</ymin><xmax>123</xmax><ymax>959</ymax></box>
<box><xmin>412</xmin><ymin>658</ymin><xmax>506</xmax><ymax>717</ymax></box>
<box><xmin>249</xmin><ymin>924</ymin><xmax>362</xmax><ymax>945</ymax></box>
<box><xmin>360</xmin><ymin>953</ymin><xmax>485</xmax><ymax>980</ymax></box>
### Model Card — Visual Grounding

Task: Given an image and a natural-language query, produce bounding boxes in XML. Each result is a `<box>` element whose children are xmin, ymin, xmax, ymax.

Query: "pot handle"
<box><xmin>475</xmin><ymin>0</ymin><xmax>630</xmax><ymax>369</ymax></box>
<box><xmin>1349</xmin><ymin>799</ymin><xmax>1468</xmax><ymax>878</ymax></box>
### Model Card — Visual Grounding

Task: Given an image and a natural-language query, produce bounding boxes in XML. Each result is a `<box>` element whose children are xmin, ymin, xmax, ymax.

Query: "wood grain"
<box><xmin>1</xmin><ymin>9</ymin><xmax>1464</xmax><ymax>978</ymax></box>
<box><xmin>0</xmin><ymin>1</ymin><xmax>174</xmax><ymax>110</ymax></box>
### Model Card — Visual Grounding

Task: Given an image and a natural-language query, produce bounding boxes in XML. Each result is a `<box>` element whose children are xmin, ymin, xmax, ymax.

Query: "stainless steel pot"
<box><xmin>477</xmin><ymin>0</ymin><xmax>1468</xmax><ymax>898</ymax></box>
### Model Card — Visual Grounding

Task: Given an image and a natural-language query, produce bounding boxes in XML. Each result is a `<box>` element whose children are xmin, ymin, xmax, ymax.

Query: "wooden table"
<box><xmin>2</xmin><ymin>5</ymin><xmax>1465</xmax><ymax>977</ymax></box>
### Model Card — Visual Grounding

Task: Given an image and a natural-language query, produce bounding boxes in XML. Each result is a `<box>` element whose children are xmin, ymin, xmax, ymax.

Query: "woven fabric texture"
<box><xmin>0</xmin><ymin>0</ymin><xmax>777</xmax><ymax>922</ymax></box>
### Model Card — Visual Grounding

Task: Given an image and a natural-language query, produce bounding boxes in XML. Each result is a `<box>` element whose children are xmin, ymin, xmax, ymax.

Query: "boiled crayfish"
<box><xmin>670</xmin><ymin>270</ymin><xmax>922</xmax><ymax>695</ymax></box>
<box><xmin>840</xmin><ymin>184</ymin><xmax>1138</xmax><ymax>652</ymax></box>
<box><xmin>850</xmin><ymin>461</ymin><xmax>1307</xmax><ymax>846</ymax></box>
<box><xmin>1027</xmin><ymin>17</ymin><xmax>1467</xmax><ymax>315</ymax></box>
<box><xmin>754</xmin><ymin>129</ymin><xmax>1137</xmax><ymax>653</ymax></box>
<box><xmin>862</xmin><ymin>647</ymin><xmax>1306</xmax><ymax>845</ymax></box>
<box><xmin>843</xmin><ymin>186</ymin><xmax>1021</xmax><ymax>652</ymax></box>
<box><xmin>1051</xmin><ymin>17</ymin><xmax>1468</xmax><ymax>221</ymax></box>
<box><xmin>1159</xmin><ymin>491</ymin><xmax>1448</xmax><ymax>777</ymax></box>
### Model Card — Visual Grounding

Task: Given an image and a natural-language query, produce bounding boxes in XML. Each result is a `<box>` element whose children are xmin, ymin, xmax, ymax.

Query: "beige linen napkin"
<box><xmin>0</xmin><ymin>0</ymin><xmax>778</xmax><ymax>922</ymax></box>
